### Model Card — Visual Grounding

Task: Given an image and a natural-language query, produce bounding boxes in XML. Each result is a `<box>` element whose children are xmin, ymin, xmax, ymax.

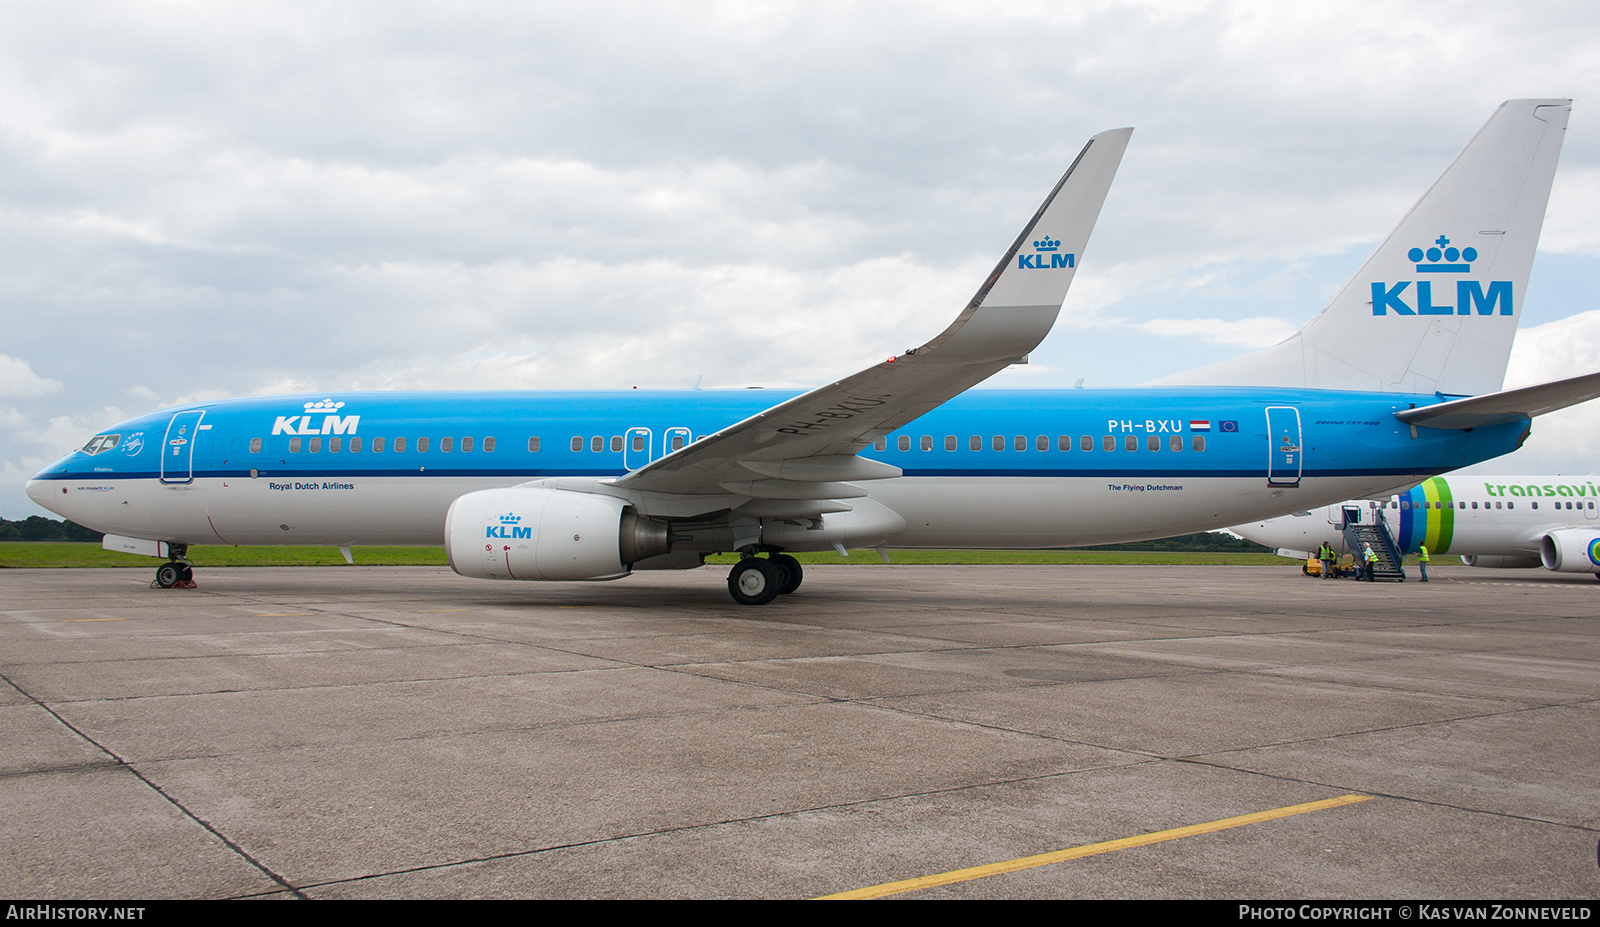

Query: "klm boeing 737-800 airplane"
<box><xmin>1232</xmin><ymin>474</ymin><xmax>1600</xmax><ymax>577</ymax></box>
<box><xmin>26</xmin><ymin>100</ymin><xmax>1600</xmax><ymax>604</ymax></box>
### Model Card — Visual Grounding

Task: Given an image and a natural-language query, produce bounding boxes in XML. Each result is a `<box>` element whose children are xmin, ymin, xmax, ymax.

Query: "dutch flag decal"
<box><xmin>1190</xmin><ymin>420</ymin><xmax>1211</xmax><ymax>432</ymax></box>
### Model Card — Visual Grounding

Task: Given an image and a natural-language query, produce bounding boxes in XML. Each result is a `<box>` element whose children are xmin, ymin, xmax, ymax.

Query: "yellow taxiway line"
<box><xmin>818</xmin><ymin>793</ymin><xmax>1373</xmax><ymax>899</ymax></box>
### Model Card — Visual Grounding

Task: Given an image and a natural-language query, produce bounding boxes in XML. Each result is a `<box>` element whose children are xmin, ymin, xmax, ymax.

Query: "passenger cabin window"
<box><xmin>1014</xmin><ymin>435</ymin><xmax>1026</xmax><ymax>451</ymax></box>
<box><xmin>571</xmin><ymin>437</ymin><xmax>583</xmax><ymax>452</ymax></box>
<box><xmin>461</xmin><ymin>436</ymin><xmax>472</xmax><ymax>452</ymax></box>
<box><xmin>970</xmin><ymin>436</ymin><xmax>981</xmax><ymax>451</ymax></box>
<box><xmin>393</xmin><ymin>437</ymin><xmax>406</xmax><ymax>453</ymax></box>
<box><xmin>1169</xmin><ymin>435</ymin><xmax>1182</xmax><ymax>452</ymax></box>
<box><xmin>349</xmin><ymin>436</ymin><xmax>361</xmax><ymax>453</ymax></box>
<box><xmin>609</xmin><ymin>436</ymin><xmax>621</xmax><ymax>452</ymax></box>
<box><xmin>874</xmin><ymin>437</ymin><xmax>887</xmax><ymax>452</ymax></box>
<box><xmin>1036</xmin><ymin>435</ymin><xmax>1048</xmax><ymax>452</ymax></box>
<box><xmin>671</xmin><ymin>435</ymin><xmax>685</xmax><ymax>451</ymax></box>
<box><xmin>290</xmin><ymin>437</ymin><xmax>302</xmax><ymax>453</ymax></box>
<box><xmin>591</xmin><ymin>436</ymin><xmax>603</xmax><ymax>453</ymax></box>
<box><xmin>372</xmin><ymin>437</ymin><xmax>385</xmax><ymax>453</ymax></box>
<box><xmin>416</xmin><ymin>437</ymin><xmax>429</xmax><ymax>453</ymax></box>
<box><xmin>1081</xmin><ymin>435</ymin><xmax>1093</xmax><ymax>452</ymax></box>
<box><xmin>946</xmin><ymin>436</ymin><xmax>957</xmax><ymax>451</ymax></box>
<box><xmin>1058</xmin><ymin>435</ymin><xmax>1070</xmax><ymax>451</ymax></box>
<box><xmin>1102</xmin><ymin>435</ymin><xmax>1115</xmax><ymax>451</ymax></box>
<box><xmin>1191</xmin><ymin>436</ymin><xmax>1205</xmax><ymax>452</ymax></box>
<box><xmin>329</xmin><ymin>437</ymin><xmax>341</xmax><ymax>453</ymax></box>
<box><xmin>250</xmin><ymin>438</ymin><xmax>262</xmax><ymax>453</ymax></box>
<box><xmin>483</xmin><ymin>436</ymin><xmax>495</xmax><ymax>452</ymax></box>
<box><xmin>921</xmin><ymin>435</ymin><xmax>932</xmax><ymax>452</ymax></box>
<box><xmin>1147</xmin><ymin>435</ymin><xmax>1160</xmax><ymax>451</ymax></box>
<box><xmin>1124</xmin><ymin>435</ymin><xmax>1137</xmax><ymax>451</ymax></box>
<box><xmin>993</xmin><ymin>436</ymin><xmax>1004</xmax><ymax>451</ymax></box>
<box><xmin>440</xmin><ymin>437</ymin><xmax>452</xmax><ymax>452</ymax></box>
<box><xmin>898</xmin><ymin>435</ymin><xmax>910</xmax><ymax>452</ymax></box>
<box><xmin>632</xmin><ymin>435</ymin><xmax>645</xmax><ymax>452</ymax></box>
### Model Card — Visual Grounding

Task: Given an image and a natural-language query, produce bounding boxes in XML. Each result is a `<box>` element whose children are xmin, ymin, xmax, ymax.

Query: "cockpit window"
<box><xmin>81</xmin><ymin>434</ymin><xmax>120</xmax><ymax>455</ymax></box>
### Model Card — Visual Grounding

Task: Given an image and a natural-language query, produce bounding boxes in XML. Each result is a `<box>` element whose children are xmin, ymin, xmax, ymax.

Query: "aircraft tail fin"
<box><xmin>1151</xmin><ymin>99</ymin><xmax>1570</xmax><ymax>396</ymax></box>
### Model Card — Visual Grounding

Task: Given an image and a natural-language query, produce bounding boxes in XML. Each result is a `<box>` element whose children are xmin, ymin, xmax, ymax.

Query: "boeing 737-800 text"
<box><xmin>27</xmin><ymin>100</ymin><xmax>1600</xmax><ymax>604</ymax></box>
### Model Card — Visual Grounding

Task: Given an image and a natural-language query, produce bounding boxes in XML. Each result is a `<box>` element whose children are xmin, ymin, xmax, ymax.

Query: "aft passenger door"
<box><xmin>160</xmin><ymin>411</ymin><xmax>206</xmax><ymax>484</ymax></box>
<box><xmin>1265</xmin><ymin>406</ymin><xmax>1302</xmax><ymax>488</ymax></box>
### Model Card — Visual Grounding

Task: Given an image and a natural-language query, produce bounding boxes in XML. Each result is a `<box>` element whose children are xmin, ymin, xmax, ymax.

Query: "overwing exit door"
<box><xmin>624</xmin><ymin>427</ymin><xmax>653</xmax><ymax>471</ymax></box>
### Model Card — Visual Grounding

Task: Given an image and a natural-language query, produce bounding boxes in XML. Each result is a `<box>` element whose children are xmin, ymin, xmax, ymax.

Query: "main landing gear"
<box><xmin>727</xmin><ymin>552</ymin><xmax>803</xmax><ymax>606</ymax></box>
<box><xmin>154</xmin><ymin>544</ymin><xmax>195</xmax><ymax>589</ymax></box>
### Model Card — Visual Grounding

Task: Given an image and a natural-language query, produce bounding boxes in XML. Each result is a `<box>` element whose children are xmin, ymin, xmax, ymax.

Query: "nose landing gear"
<box><xmin>153</xmin><ymin>545</ymin><xmax>196</xmax><ymax>589</ymax></box>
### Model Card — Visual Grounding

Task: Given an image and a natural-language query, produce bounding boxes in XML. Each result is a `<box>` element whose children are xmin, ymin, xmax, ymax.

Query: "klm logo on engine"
<box><xmin>271</xmin><ymin>398</ymin><xmax>361</xmax><ymax>436</ymax></box>
<box><xmin>1017</xmin><ymin>235</ymin><xmax>1076</xmax><ymax>270</ymax></box>
<box><xmin>486</xmin><ymin>513</ymin><xmax>531</xmax><ymax>540</ymax></box>
<box><xmin>1372</xmin><ymin>235</ymin><xmax>1512</xmax><ymax>316</ymax></box>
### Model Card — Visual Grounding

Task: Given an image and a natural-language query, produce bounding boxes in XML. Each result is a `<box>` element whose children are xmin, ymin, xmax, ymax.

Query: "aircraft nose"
<box><xmin>25</xmin><ymin>478</ymin><xmax>61</xmax><ymax>513</ymax></box>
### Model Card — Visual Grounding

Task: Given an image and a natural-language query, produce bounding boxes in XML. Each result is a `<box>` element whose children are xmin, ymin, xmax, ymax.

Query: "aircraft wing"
<box><xmin>1396</xmin><ymin>370</ymin><xmax>1600</xmax><ymax>430</ymax></box>
<box><xmin>616</xmin><ymin>128</ymin><xmax>1132</xmax><ymax>497</ymax></box>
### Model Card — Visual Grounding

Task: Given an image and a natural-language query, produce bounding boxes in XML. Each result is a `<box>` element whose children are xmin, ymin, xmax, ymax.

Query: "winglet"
<box><xmin>917</xmin><ymin>128</ymin><xmax>1132</xmax><ymax>364</ymax></box>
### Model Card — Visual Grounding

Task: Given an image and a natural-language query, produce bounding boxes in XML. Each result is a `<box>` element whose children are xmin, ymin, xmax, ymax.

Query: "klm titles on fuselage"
<box><xmin>270</xmin><ymin>400</ymin><xmax>359</xmax><ymax>436</ymax></box>
<box><xmin>1018</xmin><ymin>235</ymin><xmax>1076</xmax><ymax>270</ymax></box>
<box><xmin>1372</xmin><ymin>234</ymin><xmax>1512</xmax><ymax>316</ymax></box>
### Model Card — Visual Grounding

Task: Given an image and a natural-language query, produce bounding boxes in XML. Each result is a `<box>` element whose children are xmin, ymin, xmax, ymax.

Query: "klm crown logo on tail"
<box><xmin>1017</xmin><ymin>234</ymin><xmax>1076</xmax><ymax>270</ymax></box>
<box><xmin>1372</xmin><ymin>234</ymin><xmax>1512</xmax><ymax>317</ymax></box>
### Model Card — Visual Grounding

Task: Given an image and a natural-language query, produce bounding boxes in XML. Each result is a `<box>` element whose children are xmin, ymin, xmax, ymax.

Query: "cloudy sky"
<box><xmin>5</xmin><ymin>1</ymin><xmax>1600</xmax><ymax>519</ymax></box>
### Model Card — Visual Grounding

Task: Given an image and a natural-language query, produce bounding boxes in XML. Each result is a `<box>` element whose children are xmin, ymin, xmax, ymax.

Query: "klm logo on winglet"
<box><xmin>487</xmin><ymin>513</ymin><xmax>531</xmax><ymax>539</ymax></box>
<box><xmin>1017</xmin><ymin>235</ymin><xmax>1076</xmax><ymax>270</ymax></box>
<box><xmin>270</xmin><ymin>398</ymin><xmax>361</xmax><ymax>436</ymax></box>
<box><xmin>1372</xmin><ymin>234</ymin><xmax>1511</xmax><ymax>316</ymax></box>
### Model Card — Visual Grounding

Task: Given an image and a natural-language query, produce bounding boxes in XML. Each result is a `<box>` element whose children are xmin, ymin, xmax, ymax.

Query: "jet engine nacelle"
<box><xmin>445</xmin><ymin>487</ymin><xmax>671</xmax><ymax>581</ymax></box>
<box><xmin>1537</xmin><ymin>528</ymin><xmax>1600</xmax><ymax>574</ymax></box>
<box><xmin>1460</xmin><ymin>554</ymin><xmax>1541</xmax><ymax>569</ymax></box>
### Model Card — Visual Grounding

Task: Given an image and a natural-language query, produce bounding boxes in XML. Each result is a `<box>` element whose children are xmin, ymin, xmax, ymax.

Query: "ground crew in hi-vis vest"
<box><xmin>1418</xmin><ymin>544</ymin><xmax>1430</xmax><ymax>582</ymax></box>
<box><xmin>1320</xmin><ymin>541</ymin><xmax>1335</xmax><ymax>579</ymax></box>
<box><xmin>1363</xmin><ymin>544</ymin><xmax>1378</xmax><ymax>582</ymax></box>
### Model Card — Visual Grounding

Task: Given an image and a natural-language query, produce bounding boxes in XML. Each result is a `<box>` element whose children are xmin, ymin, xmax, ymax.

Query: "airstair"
<box><xmin>1342</xmin><ymin>518</ymin><xmax>1406</xmax><ymax>581</ymax></box>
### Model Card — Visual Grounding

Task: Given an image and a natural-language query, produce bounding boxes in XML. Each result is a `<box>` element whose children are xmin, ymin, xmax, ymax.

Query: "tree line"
<box><xmin>0</xmin><ymin>517</ymin><xmax>104</xmax><ymax>542</ymax></box>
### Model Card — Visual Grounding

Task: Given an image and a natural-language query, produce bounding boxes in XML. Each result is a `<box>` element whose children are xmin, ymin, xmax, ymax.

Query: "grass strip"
<box><xmin>1</xmin><ymin>542</ymin><xmax>1283</xmax><ymax>569</ymax></box>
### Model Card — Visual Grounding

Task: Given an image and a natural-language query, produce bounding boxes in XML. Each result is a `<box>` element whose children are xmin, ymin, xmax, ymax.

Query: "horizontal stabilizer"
<box><xmin>1396</xmin><ymin>370</ymin><xmax>1600</xmax><ymax>430</ymax></box>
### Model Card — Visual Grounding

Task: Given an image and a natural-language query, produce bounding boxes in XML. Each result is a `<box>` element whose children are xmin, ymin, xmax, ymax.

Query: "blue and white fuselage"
<box><xmin>28</xmin><ymin>387</ymin><xmax>1528</xmax><ymax>549</ymax></box>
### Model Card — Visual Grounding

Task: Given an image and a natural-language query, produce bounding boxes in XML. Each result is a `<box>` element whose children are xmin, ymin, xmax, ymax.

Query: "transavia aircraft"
<box><xmin>1233</xmin><ymin>474</ymin><xmax>1600</xmax><ymax>578</ymax></box>
<box><xmin>27</xmin><ymin>100</ymin><xmax>1600</xmax><ymax>604</ymax></box>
